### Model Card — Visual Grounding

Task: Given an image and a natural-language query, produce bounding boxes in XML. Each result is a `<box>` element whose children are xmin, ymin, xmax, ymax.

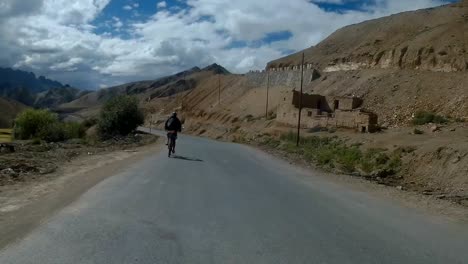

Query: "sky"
<box><xmin>0</xmin><ymin>0</ymin><xmax>457</xmax><ymax>89</ymax></box>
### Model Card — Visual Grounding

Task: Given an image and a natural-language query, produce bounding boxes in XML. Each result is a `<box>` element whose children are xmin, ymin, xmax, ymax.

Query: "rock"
<box><xmin>436</xmin><ymin>194</ymin><xmax>446</xmax><ymax>199</ymax></box>
<box><xmin>450</xmin><ymin>128</ymin><xmax>456</xmax><ymax>132</ymax></box>
<box><xmin>396</xmin><ymin>186</ymin><xmax>403</xmax><ymax>190</ymax></box>
<box><xmin>451</xmin><ymin>156</ymin><xmax>461</xmax><ymax>164</ymax></box>
<box><xmin>423</xmin><ymin>190</ymin><xmax>433</xmax><ymax>195</ymax></box>
<box><xmin>39</xmin><ymin>167</ymin><xmax>56</xmax><ymax>175</ymax></box>
<box><xmin>1</xmin><ymin>168</ymin><xmax>16</xmax><ymax>175</ymax></box>
<box><xmin>431</xmin><ymin>125</ymin><xmax>440</xmax><ymax>132</ymax></box>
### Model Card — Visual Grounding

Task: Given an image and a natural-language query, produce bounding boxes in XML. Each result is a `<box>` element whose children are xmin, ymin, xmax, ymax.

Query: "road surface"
<box><xmin>0</xmin><ymin>132</ymin><xmax>467</xmax><ymax>263</ymax></box>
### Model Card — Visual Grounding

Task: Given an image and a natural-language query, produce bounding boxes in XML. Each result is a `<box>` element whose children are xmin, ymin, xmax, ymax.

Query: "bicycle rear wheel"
<box><xmin>168</xmin><ymin>134</ymin><xmax>176</xmax><ymax>157</ymax></box>
<box><xmin>168</xmin><ymin>140</ymin><xmax>173</xmax><ymax>157</ymax></box>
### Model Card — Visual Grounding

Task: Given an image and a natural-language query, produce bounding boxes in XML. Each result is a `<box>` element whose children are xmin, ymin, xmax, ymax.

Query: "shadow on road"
<box><xmin>171</xmin><ymin>155</ymin><xmax>204</xmax><ymax>162</ymax></box>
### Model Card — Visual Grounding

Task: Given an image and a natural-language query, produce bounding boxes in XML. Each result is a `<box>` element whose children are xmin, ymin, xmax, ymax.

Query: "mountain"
<box><xmin>0</xmin><ymin>67</ymin><xmax>88</xmax><ymax>108</ymax></box>
<box><xmin>0</xmin><ymin>97</ymin><xmax>27</xmax><ymax>128</ymax></box>
<box><xmin>202</xmin><ymin>63</ymin><xmax>230</xmax><ymax>75</ymax></box>
<box><xmin>267</xmin><ymin>1</ymin><xmax>467</xmax><ymax>72</ymax></box>
<box><xmin>61</xmin><ymin>64</ymin><xmax>230</xmax><ymax>112</ymax></box>
<box><xmin>34</xmin><ymin>87</ymin><xmax>90</xmax><ymax>109</ymax></box>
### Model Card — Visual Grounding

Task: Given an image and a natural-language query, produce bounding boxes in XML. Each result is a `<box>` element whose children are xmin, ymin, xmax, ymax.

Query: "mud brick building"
<box><xmin>276</xmin><ymin>90</ymin><xmax>378</xmax><ymax>132</ymax></box>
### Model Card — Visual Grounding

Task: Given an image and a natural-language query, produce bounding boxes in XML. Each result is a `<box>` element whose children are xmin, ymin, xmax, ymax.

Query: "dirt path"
<box><xmin>0</xmin><ymin>141</ymin><xmax>163</xmax><ymax>249</ymax></box>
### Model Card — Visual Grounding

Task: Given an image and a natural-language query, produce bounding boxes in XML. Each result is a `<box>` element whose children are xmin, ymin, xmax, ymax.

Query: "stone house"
<box><xmin>276</xmin><ymin>90</ymin><xmax>378</xmax><ymax>132</ymax></box>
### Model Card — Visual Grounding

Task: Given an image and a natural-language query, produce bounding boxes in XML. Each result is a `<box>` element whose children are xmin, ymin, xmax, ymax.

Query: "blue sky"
<box><xmin>0</xmin><ymin>0</ymin><xmax>458</xmax><ymax>89</ymax></box>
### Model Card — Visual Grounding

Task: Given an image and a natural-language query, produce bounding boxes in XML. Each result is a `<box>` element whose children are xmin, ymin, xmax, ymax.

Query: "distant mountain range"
<box><xmin>0</xmin><ymin>67</ymin><xmax>90</xmax><ymax>108</ymax></box>
<box><xmin>61</xmin><ymin>63</ymin><xmax>230</xmax><ymax>111</ymax></box>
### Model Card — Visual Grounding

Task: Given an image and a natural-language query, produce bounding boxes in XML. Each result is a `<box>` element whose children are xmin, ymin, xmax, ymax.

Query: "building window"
<box><xmin>308</xmin><ymin>111</ymin><xmax>312</xmax><ymax>117</ymax></box>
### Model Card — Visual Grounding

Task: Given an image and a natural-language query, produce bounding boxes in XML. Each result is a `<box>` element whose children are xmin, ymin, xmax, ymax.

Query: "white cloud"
<box><xmin>0</xmin><ymin>0</ymin><xmax>454</xmax><ymax>88</ymax></box>
<box><xmin>157</xmin><ymin>1</ymin><xmax>167</xmax><ymax>9</ymax></box>
<box><xmin>50</xmin><ymin>57</ymin><xmax>84</xmax><ymax>71</ymax></box>
<box><xmin>123</xmin><ymin>5</ymin><xmax>132</xmax><ymax>10</ymax></box>
<box><xmin>133</xmin><ymin>3</ymin><xmax>139</xmax><ymax>8</ymax></box>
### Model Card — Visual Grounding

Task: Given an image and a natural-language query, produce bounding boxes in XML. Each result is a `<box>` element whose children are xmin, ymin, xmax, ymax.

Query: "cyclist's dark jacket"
<box><xmin>165</xmin><ymin>116</ymin><xmax>182</xmax><ymax>132</ymax></box>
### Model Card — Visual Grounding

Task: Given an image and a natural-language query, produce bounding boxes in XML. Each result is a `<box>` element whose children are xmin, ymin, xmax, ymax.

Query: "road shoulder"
<box><xmin>0</xmin><ymin>141</ymin><xmax>163</xmax><ymax>249</ymax></box>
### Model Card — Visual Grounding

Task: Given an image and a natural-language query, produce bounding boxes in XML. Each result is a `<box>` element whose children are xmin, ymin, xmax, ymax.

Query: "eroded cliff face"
<box><xmin>268</xmin><ymin>1</ymin><xmax>468</xmax><ymax>73</ymax></box>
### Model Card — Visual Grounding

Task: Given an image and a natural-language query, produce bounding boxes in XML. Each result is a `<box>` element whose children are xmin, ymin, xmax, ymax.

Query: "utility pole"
<box><xmin>296</xmin><ymin>52</ymin><xmax>305</xmax><ymax>147</ymax></box>
<box><xmin>265</xmin><ymin>71</ymin><xmax>270</xmax><ymax>119</ymax></box>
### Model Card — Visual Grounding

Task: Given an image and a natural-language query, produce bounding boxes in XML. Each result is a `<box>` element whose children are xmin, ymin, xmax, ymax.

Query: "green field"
<box><xmin>0</xmin><ymin>128</ymin><xmax>13</xmax><ymax>143</ymax></box>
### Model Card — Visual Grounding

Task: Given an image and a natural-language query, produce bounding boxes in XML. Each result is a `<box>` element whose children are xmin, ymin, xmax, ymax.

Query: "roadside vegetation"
<box><xmin>98</xmin><ymin>95</ymin><xmax>144</xmax><ymax>139</ymax></box>
<box><xmin>260</xmin><ymin>132</ymin><xmax>402</xmax><ymax>177</ymax></box>
<box><xmin>14</xmin><ymin>109</ymin><xmax>85</xmax><ymax>142</ymax></box>
<box><xmin>12</xmin><ymin>95</ymin><xmax>145</xmax><ymax>143</ymax></box>
<box><xmin>2</xmin><ymin>96</ymin><xmax>153</xmax><ymax>186</ymax></box>
<box><xmin>412</xmin><ymin>111</ymin><xmax>448</xmax><ymax>125</ymax></box>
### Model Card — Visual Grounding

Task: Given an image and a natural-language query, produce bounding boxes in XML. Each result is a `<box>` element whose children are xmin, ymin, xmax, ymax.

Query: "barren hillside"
<box><xmin>268</xmin><ymin>1</ymin><xmax>467</xmax><ymax>72</ymax></box>
<box><xmin>61</xmin><ymin>64</ymin><xmax>229</xmax><ymax>116</ymax></box>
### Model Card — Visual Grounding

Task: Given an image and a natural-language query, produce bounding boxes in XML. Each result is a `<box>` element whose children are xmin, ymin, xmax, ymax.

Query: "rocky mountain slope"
<box><xmin>61</xmin><ymin>64</ymin><xmax>230</xmax><ymax>114</ymax></box>
<box><xmin>268</xmin><ymin>1</ymin><xmax>467</xmax><ymax>73</ymax></box>
<box><xmin>0</xmin><ymin>67</ymin><xmax>88</xmax><ymax>108</ymax></box>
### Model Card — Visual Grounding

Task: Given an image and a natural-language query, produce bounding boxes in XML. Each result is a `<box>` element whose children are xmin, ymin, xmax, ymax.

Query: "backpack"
<box><xmin>166</xmin><ymin>118</ymin><xmax>173</xmax><ymax>129</ymax></box>
<box><xmin>166</xmin><ymin>117</ymin><xmax>177</xmax><ymax>130</ymax></box>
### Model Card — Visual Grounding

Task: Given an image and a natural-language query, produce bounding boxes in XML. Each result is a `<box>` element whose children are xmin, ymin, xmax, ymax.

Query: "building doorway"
<box><xmin>334</xmin><ymin>100</ymin><xmax>340</xmax><ymax>110</ymax></box>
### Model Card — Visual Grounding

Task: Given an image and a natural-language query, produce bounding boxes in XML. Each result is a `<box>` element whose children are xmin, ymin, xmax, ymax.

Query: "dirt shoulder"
<box><xmin>0</xmin><ymin>138</ymin><xmax>163</xmax><ymax>249</ymax></box>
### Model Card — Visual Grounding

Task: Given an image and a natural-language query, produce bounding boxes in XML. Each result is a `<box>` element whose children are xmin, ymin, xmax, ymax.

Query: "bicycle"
<box><xmin>167</xmin><ymin>131</ymin><xmax>177</xmax><ymax>157</ymax></box>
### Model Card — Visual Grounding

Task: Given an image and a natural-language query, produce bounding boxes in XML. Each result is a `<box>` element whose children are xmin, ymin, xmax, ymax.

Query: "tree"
<box><xmin>98</xmin><ymin>95</ymin><xmax>144</xmax><ymax>139</ymax></box>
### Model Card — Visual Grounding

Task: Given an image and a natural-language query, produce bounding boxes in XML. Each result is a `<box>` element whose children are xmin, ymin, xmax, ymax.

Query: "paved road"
<box><xmin>1</xmin><ymin>133</ymin><xmax>467</xmax><ymax>264</ymax></box>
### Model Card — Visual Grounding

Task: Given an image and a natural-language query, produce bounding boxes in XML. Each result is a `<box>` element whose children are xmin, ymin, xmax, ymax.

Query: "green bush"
<box><xmin>14</xmin><ymin>109</ymin><xmax>85</xmax><ymax>142</ymax></box>
<box><xmin>39</xmin><ymin>122</ymin><xmax>66</xmax><ymax>142</ymax></box>
<box><xmin>36</xmin><ymin>122</ymin><xmax>86</xmax><ymax>142</ymax></box>
<box><xmin>413</xmin><ymin>128</ymin><xmax>424</xmax><ymax>135</ymax></box>
<box><xmin>63</xmin><ymin>122</ymin><xmax>86</xmax><ymax>139</ymax></box>
<box><xmin>432</xmin><ymin>115</ymin><xmax>448</xmax><ymax>124</ymax></box>
<box><xmin>412</xmin><ymin>111</ymin><xmax>448</xmax><ymax>125</ymax></box>
<box><xmin>98</xmin><ymin>95</ymin><xmax>144</xmax><ymax>139</ymax></box>
<box><xmin>14</xmin><ymin>109</ymin><xmax>58</xmax><ymax>140</ymax></box>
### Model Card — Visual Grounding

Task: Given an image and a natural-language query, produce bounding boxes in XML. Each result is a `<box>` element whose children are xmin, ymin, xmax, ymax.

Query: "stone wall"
<box><xmin>245</xmin><ymin>68</ymin><xmax>319</xmax><ymax>89</ymax></box>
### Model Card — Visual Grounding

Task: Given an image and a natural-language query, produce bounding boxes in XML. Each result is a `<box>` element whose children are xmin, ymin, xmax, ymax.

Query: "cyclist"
<box><xmin>164</xmin><ymin>112</ymin><xmax>182</xmax><ymax>155</ymax></box>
